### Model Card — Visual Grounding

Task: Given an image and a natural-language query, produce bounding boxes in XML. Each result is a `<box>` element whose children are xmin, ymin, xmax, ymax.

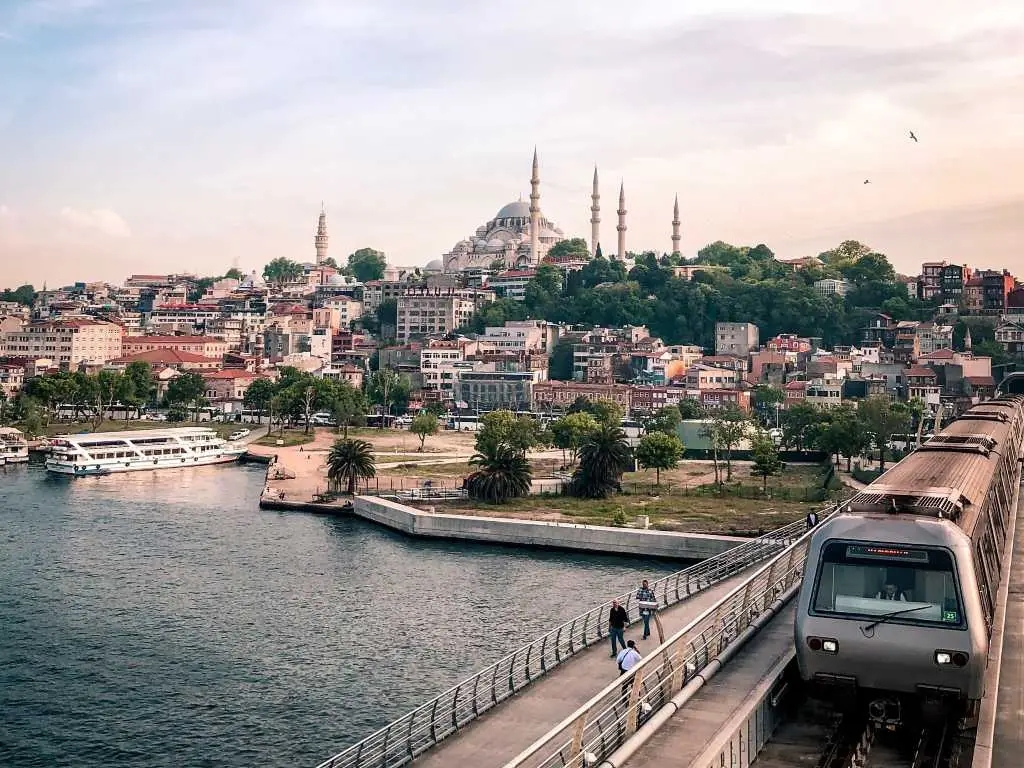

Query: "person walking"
<box><xmin>616</xmin><ymin>640</ymin><xmax>643</xmax><ymax>697</ymax></box>
<box><xmin>636</xmin><ymin>579</ymin><xmax>656</xmax><ymax>640</ymax></box>
<box><xmin>609</xmin><ymin>599</ymin><xmax>629</xmax><ymax>657</ymax></box>
<box><xmin>806</xmin><ymin>510</ymin><xmax>819</xmax><ymax>529</ymax></box>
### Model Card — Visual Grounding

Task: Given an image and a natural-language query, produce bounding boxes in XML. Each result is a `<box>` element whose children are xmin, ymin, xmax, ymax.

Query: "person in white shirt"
<box><xmin>876</xmin><ymin>583</ymin><xmax>907</xmax><ymax>601</ymax></box>
<box><xmin>616</xmin><ymin>640</ymin><xmax>642</xmax><ymax>676</ymax></box>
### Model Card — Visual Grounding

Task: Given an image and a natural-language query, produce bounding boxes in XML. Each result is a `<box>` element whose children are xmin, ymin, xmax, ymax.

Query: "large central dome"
<box><xmin>495</xmin><ymin>200</ymin><xmax>531</xmax><ymax>219</ymax></box>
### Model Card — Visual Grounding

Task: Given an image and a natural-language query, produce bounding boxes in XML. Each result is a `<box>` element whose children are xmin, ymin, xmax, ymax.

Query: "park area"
<box><xmin>252</xmin><ymin>423</ymin><xmax>847</xmax><ymax>537</ymax></box>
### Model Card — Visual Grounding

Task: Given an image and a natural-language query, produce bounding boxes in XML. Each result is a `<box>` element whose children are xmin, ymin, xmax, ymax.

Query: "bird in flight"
<box><xmin>909</xmin><ymin>131</ymin><xmax>918</xmax><ymax>142</ymax></box>
<box><xmin>864</xmin><ymin>179</ymin><xmax>871</xmax><ymax>184</ymax></box>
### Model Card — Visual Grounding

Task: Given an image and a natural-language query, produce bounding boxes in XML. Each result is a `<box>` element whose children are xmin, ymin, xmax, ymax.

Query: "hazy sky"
<box><xmin>1</xmin><ymin>0</ymin><xmax>1023</xmax><ymax>287</ymax></box>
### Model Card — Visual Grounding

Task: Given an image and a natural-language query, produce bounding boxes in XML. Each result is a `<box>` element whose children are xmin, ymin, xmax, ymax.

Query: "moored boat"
<box><xmin>0</xmin><ymin>427</ymin><xmax>30</xmax><ymax>465</ymax></box>
<box><xmin>45</xmin><ymin>427</ymin><xmax>244</xmax><ymax>476</ymax></box>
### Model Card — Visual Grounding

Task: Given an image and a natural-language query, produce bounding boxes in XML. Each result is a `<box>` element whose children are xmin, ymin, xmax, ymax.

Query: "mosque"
<box><xmin>440</xmin><ymin>150</ymin><xmax>683</xmax><ymax>273</ymax></box>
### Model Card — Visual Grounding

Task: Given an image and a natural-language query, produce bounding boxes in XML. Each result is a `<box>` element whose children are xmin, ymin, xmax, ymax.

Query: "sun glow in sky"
<box><xmin>1</xmin><ymin>0</ymin><xmax>1022</xmax><ymax>285</ymax></box>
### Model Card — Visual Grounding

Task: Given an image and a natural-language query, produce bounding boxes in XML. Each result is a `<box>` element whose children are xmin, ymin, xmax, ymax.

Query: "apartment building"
<box><xmin>1</xmin><ymin>318</ymin><xmax>124</xmax><ymax>366</ymax></box>
<box><xmin>531</xmin><ymin>381</ymin><xmax>632</xmax><ymax>413</ymax></box>
<box><xmin>714</xmin><ymin>322</ymin><xmax>759</xmax><ymax>358</ymax></box>
<box><xmin>121</xmin><ymin>334</ymin><xmax>228</xmax><ymax>358</ymax></box>
<box><xmin>395</xmin><ymin>288</ymin><xmax>494</xmax><ymax>343</ymax></box>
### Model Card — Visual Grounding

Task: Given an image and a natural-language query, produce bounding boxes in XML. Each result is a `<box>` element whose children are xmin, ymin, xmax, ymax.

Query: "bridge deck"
<box><xmin>619</xmin><ymin>603</ymin><xmax>796</xmax><ymax>767</ymax></box>
<box><xmin>991</xmin><ymin>486</ymin><xmax>1024</xmax><ymax>768</ymax></box>
<box><xmin>411</xmin><ymin>571</ymin><xmax>752</xmax><ymax>767</ymax></box>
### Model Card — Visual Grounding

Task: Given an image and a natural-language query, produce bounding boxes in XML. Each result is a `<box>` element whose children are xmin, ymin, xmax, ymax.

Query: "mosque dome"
<box><xmin>487</xmin><ymin>237</ymin><xmax>506</xmax><ymax>249</ymax></box>
<box><xmin>424</xmin><ymin>258</ymin><xmax>443</xmax><ymax>271</ymax></box>
<box><xmin>329</xmin><ymin>273</ymin><xmax>347</xmax><ymax>286</ymax></box>
<box><xmin>240</xmin><ymin>270</ymin><xmax>267</xmax><ymax>289</ymax></box>
<box><xmin>495</xmin><ymin>200</ymin><xmax>531</xmax><ymax>219</ymax></box>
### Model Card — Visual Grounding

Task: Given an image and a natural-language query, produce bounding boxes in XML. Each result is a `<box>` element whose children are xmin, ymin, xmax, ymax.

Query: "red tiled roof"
<box><xmin>114</xmin><ymin>349</ymin><xmax>220</xmax><ymax>365</ymax></box>
<box><xmin>125</xmin><ymin>335</ymin><xmax>224</xmax><ymax>345</ymax></box>
<box><xmin>494</xmin><ymin>270</ymin><xmax>537</xmax><ymax>278</ymax></box>
<box><xmin>785</xmin><ymin>381</ymin><xmax>807</xmax><ymax>390</ymax></box>
<box><xmin>203</xmin><ymin>369</ymin><xmax>261</xmax><ymax>380</ymax></box>
<box><xmin>966</xmin><ymin>376</ymin><xmax>996</xmax><ymax>387</ymax></box>
<box><xmin>920</xmin><ymin>348</ymin><xmax>956</xmax><ymax>360</ymax></box>
<box><xmin>905</xmin><ymin>366</ymin><xmax>937</xmax><ymax>378</ymax></box>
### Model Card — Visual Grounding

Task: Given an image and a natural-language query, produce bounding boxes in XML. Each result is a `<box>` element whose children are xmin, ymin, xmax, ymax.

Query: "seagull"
<box><xmin>909</xmin><ymin>131</ymin><xmax>918</xmax><ymax>142</ymax></box>
<box><xmin>863</xmin><ymin>179</ymin><xmax>871</xmax><ymax>184</ymax></box>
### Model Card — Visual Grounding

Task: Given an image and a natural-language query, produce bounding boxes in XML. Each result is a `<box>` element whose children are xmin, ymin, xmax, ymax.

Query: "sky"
<box><xmin>1</xmin><ymin>0</ymin><xmax>1023</xmax><ymax>287</ymax></box>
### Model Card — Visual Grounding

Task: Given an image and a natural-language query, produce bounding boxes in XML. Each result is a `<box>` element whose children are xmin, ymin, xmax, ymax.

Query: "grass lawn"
<box><xmin>254</xmin><ymin>429</ymin><xmax>315</xmax><ymax>447</ymax></box>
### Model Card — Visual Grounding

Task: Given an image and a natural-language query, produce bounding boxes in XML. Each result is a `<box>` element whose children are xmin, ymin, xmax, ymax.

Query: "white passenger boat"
<box><xmin>0</xmin><ymin>427</ymin><xmax>30</xmax><ymax>465</ymax></box>
<box><xmin>45</xmin><ymin>427</ymin><xmax>245</xmax><ymax>476</ymax></box>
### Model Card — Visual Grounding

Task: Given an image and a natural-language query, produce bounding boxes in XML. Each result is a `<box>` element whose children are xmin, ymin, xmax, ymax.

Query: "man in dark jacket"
<box><xmin>609</xmin><ymin>600</ymin><xmax>629</xmax><ymax>657</ymax></box>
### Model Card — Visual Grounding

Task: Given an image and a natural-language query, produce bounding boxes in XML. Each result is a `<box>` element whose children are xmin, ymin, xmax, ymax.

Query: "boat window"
<box><xmin>811</xmin><ymin>541</ymin><xmax>964</xmax><ymax>627</ymax></box>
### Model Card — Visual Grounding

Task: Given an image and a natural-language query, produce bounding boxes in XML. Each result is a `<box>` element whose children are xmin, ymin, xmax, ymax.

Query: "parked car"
<box><xmin>228</xmin><ymin>429</ymin><xmax>250</xmax><ymax>441</ymax></box>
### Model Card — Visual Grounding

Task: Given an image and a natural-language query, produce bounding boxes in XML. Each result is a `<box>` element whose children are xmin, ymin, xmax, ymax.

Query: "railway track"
<box><xmin>748</xmin><ymin>693</ymin><xmax>973</xmax><ymax>768</ymax></box>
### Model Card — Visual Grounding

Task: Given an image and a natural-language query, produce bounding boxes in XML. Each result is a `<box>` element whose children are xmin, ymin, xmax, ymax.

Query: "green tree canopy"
<box><xmin>0</xmin><ymin>284</ymin><xmax>36</xmax><ymax>305</ymax></box>
<box><xmin>475</xmin><ymin>410</ymin><xmax>543</xmax><ymax>456</ymax></box>
<box><xmin>549</xmin><ymin>412</ymin><xmax>599</xmax><ymax>465</ymax></box>
<box><xmin>327</xmin><ymin>438</ymin><xmax>376</xmax><ymax>495</ymax></box>
<box><xmin>263</xmin><ymin>258</ymin><xmax>304</xmax><ymax>284</ymax></box>
<box><xmin>466</xmin><ymin>442</ymin><xmax>533</xmax><ymax>503</ymax></box>
<box><xmin>410</xmin><ymin>412</ymin><xmax>439</xmax><ymax>451</ymax></box>
<box><xmin>570</xmin><ymin>423</ymin><xmax>632</xmax><ymax>499</ymax></box>
<box><xmin>635</xmin><ymin>431</ymin><xmax>684</xmax><ymax>485</ymax></box>
<box><xmin>347</xmin><ymin>248</ymin><xmax>387</xmax><ymax>282</ymax></box>
<box><xmin>750</xmin><ymin>433</ymin><xmax>783</xmax><ymax>491</ymax></box>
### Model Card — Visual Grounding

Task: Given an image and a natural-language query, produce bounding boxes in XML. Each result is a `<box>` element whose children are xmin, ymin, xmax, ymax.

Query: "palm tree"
<box><xmin>465</xmin><ymin>442</ymin><xmax>532</xmax><ymax>503</ymax></box>
<box><xmin>570</xmin><ymin>423</ymin><xmax>632</xmax><ymax>499</ymax></box>
<box><xmin>327</xmin><ymin>438</ymin><xmax>376</xmax><ymax>495</ymax></box>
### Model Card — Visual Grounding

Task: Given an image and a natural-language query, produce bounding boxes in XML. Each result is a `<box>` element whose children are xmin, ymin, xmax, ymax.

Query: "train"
<box><xmin>794</xmin><ymin>394</ymin><xmax>1024</xmax><ymax>723</ymax></box>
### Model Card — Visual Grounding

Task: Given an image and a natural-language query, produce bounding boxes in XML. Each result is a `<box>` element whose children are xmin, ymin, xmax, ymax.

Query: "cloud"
<box><xmin>59</xmin><ymin>207</ymin><xmax>131</xmax><ymax>238</ymax></box>
<box><xmin>0</xmin><ymin>204</ymin><xmax>10</xmax><ymax>216</ymax></box>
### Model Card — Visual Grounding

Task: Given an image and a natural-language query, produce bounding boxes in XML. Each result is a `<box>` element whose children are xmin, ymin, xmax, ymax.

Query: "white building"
<box><xmin>396</xmin><ymin>288</ymin><xmax>494</xmax><ymax>343</ymax></box>
<box><xmin>714</xmin><ymin>322</ymin><xmax>760</xmax><ymax>358</ymax></box>
<box><xmin>1</xmin><ymin>318</ymin><xmax>124</xmax><ymax>366</ymax></box>
<box><xmin>488</xmin><ymin>269</ymin><xmax>537</xmax><ymax>301</ymax></box>
<box><xmin>813</xmin><ymin>278</ymin><xmax>852</xmax><ymax>297</ymax></box>
<box><xmin>478</xmin><ymin>321</ymin><xmax>547</xmax><ymax>353</ymax></box>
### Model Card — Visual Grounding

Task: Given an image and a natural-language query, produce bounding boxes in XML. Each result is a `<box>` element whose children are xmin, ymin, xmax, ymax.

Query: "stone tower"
<box><xmin>616</xmin><ymin>181</ymin><xmax>627</xmax><ymax>260</ymax></box>
<box><xmin>315</xmin><ymin>204</ymin><xmax>328</xmax><ymax>265</ymax></box>
<box><xmin>529</xmin><ymin>148</ymin><xmax>540</xmax><ymax>264</ymax></box>
<box><xmin>671</xmin><ymin>194</ymin><xmax>681</xmax><ymax>257</ymax></box>
<box><xmin>590</xmin><ymin>166</ymin><xmax>601</xmax><ymax>257</ymax></box>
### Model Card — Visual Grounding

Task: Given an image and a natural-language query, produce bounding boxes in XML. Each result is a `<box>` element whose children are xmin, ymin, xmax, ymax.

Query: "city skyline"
<box><xmin>1</xmin><ymin>0</ymin><xmax>1023</xmax><ymax>286</ymax></box>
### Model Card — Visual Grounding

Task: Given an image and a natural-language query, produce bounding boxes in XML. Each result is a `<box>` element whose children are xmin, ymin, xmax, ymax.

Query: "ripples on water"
<box><xmin>0</xmin><ymin>460</ymin><xmax>679</xmax><ymax>767</ymax></box>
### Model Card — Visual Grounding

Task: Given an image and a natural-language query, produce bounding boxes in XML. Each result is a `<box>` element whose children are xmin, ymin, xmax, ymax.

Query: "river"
<box><xmin>0</xmin><ymin>459</ymin><xmax>679</xmax><ymax>767</ymax></box>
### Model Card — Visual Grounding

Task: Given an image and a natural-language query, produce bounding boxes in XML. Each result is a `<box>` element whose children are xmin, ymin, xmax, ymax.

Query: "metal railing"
<box><xmin>502</xmin><ymin>528</ymin><xmax>815</xmax><ymax>768</ymax></box>
<box><xmin>314</xmin><ymin>518</ymin><xmax>814</xmax><ymax>768</ymax></box>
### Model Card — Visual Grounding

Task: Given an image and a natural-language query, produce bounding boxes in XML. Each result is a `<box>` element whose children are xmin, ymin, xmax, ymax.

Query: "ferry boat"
<box><xmin>45</xmin><ymin>427</ymin><xmax>245</xmax><ymax>476</ymax></box>
<box><xmin>0</xmin><ymin>427</ymin><xmax>30</xmax><ymax>465</ymax></box>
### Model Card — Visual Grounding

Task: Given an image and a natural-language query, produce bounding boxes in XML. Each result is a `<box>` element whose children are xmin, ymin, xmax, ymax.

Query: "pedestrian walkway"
<box><xmin>619</xmin><ymin>603</ymin><xmax>796</xmax><ymax>767</ymax></box>
<box><xmin>411</xmin><ymin>572</ymin><xmax>753</xmax><ymax>768</ymax></box>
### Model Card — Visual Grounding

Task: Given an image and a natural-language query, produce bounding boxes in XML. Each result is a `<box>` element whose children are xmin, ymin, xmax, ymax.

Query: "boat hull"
<box><xmin>46</xmin><ymin>452</ymin><xmax>242</xmax><ymax>476</ymax></box>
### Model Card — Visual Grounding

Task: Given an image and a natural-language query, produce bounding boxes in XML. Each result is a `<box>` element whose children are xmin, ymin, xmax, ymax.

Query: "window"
<box><xmin>811</xmin><ymin>541</ymin><xmax>964</xmax><ymax>627</ymax></box>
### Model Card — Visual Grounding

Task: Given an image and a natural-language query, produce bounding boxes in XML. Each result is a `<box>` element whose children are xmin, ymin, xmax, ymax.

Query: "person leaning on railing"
<box><xmin>609</xmin><ymin>600</ymin><xmax>629</xmax><ymax>657</ymax></box>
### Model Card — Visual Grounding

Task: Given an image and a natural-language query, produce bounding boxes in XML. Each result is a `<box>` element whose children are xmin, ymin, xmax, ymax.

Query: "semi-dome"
<box><xmin>495</xmin><ymin>200</ymin><xmax>531</xmax><ymax>219</ymax></box>
<box><xmin>424</xmin><ymin>258</ymin><xmax>443</xmax><ymax>271</ymax></box>
<box><xmin>487</xmin><ymin>237</ymin><xmax>506</xmax><ymax>248</ymax></box>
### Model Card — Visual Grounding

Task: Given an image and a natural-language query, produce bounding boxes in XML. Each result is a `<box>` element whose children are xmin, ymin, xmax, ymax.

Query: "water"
<box><xmin>0</xmin><ymin>460</ymin><xmax>679</xmax><ymax>768</ymax></box>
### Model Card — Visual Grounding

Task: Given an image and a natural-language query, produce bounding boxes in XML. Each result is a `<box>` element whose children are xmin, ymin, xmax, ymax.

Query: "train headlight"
<box><xmin>807</xmin><ymin>636</ymin><xmax>839</xmax><ymax>654</ymax></box>
<box><xmin>935</xmin><ymin>650</ymin><xmax>969</xmax><ymax>667</ymax></box>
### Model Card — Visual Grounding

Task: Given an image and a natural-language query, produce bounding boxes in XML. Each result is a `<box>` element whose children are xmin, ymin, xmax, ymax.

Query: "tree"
<box><xmin>17</xmin><ymin>396</ymin><xmax>43</xmax><ymax>436</ymax></box>
<box><xmin>750</xmin><ymin>433</ymin><xmax>783</xmax><ymax>491</ymax></box>
<box><xmin>327</xmin><ymin>438</ymin><xmax>376</xmax><ymax>495</ymax></box>
<box><xmin>465</xmin><ymin>442</ymin><xmax>533</xmax><ymax>503</ymax></box>
<box><xmin>815</xmin><ymin>404</ymin><xmax>870</xmax><ymax>470</ymax></box>
<box><xmin>570</xmin><ymin>423</ymin><xmax>632</xmax><ymax>499</ymax></box>
<box><xmin>587</xmin><ymin>398</ymin><xmax>624</xmax><ymax>428</ymax></box>
<box><xmin>860</xmin><ymin>396</ymin><xmax>911</xmax><ymax>471</ymax></box>
<box><xmin>782</xmin><ymin>402</ymin><xmax>823</xmax><ymax>452</ymax></box>
<box><xmin>243</xmin><ymin>377</ymin><xmax>276</xmax><ymax>424</ymax></box>
<box><xmin>752</xmin><ymin>385</ymin><xmax>785</xmax><ymax>425</ymax></box>
<box><xmin>165</xmin><ymin>372</ymin><xmax>207</xmax><ymax>421</ymax></box>
<box><xmin>547</xmin><ymin>341</ymin><xmax>574</xmax><ymax>381</ymax></box>
<box><xmin>475</xmin><ymin>410</ymin><xmax>543</xmax><ymax>455</ymax></box>
<box><xmin>550</xmin><ymin>412</ymin><xmax>599</xmax><ymax>466</ymax></box>
<box><xmin>0</xmin><ymin>284</ymin><xmax>36</xmax><ymax>305</ymax></box>
<box><xmin>635</xmin><ymin>431</ymin><xmax>684</xmax><ymax>485</ymax></box>
<box><xmin>545</xmin><ymin>237</ymin><xmax>590</xmax><ymax>263</ymax></box>
<box><xmin>376</xmin><ymin>299</ymin><xmax>398</xmax><ymax>328</ymax></box>
<box><xmin>262</xmin><ymin>257</ymin><xmax>304</xmax><ymax>285</ymax></box>
<box><xmin>332</xmin><ymin>384</ymin><xmax>367</xmax><ymax>437</ymax></box>
<box><xmin>643</xmin><ymin>405</ymin><xmax>681</xmax><ymax>436</ymax></box>
<box><xmin>366</xmin><ymin>368</ymin><xmax>409</xmax><ymax>424</ymax></box>
<box><xmin>347</xmin><ymin>248</ymin><xmax>387</xmax><ymax>282</ymax></box>
<box><xmin>224</xmin><ymin>267</ymin><xmax>244</xmax><ymax>280</ymax></box>
<box><xmin>410</xmin><ymin>412</ymin><xmax>439</xmax><ymax>451</ymax></box>
<box><xmin>975</xmin><ymin>339</ymin><xmax>1011</xmax><ymax>368</ymax></box>
<box><xmin>122</xmin><ymin>360</ymin><xmax>154</xmax><ymax>420</ymax></box>
<box><xmin>677</xmin><ymin>398</ymin><xmax>703</xmax><ymax>420</ymax></box>
<box><xmin>712</xmin><ymin>406</ymin><xmax>748</xmax><ymax>482</ymax></box>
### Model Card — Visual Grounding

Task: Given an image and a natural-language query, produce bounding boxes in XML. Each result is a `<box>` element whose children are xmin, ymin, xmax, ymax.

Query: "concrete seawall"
<box><xmin>260</xmin><ymin>493</ymin><xmax>745</xmax><ymax>560</ymax></box>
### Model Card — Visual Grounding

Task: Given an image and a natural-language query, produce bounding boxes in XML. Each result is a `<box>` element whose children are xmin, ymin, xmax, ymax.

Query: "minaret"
<box><xmin>315</xmin><ymin>203</ymin><xmax>328</xmax><ymax>265</ymax></box>
<box><xmin>671</xmin><ymin>194</ymin><xmax>681</xmax><ymax>257</ymax></box>
<box><xmin>529</xmin><ymin>148</ymin><xmax>540</xmax><ymax>263</ymax></box>
<box><xmin>616</xmin><ymin>181</ymin><xmax>627</xmax><ymax>260</ymax></box>
<box><xmin>590</xmin><ymin>166</ymin><xmax>601</xmax><ymax>257</ymax></box>
<box><xmin>964</xmin><ymin>326</ymin><xmax>973</xmax><ymax>351</ymax></box>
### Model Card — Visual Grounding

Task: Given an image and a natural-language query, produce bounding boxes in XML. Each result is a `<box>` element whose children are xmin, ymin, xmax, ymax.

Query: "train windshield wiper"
<box><xmin>861</xmin><ymin>604</ymin><xmax>932</xmax><ymax>633</ymax></box>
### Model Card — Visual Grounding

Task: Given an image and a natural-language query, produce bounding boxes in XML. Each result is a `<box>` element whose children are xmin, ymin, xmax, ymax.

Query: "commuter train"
<box><xmin>795</xmin><ymin>395</ymin><xmax>1024</xmax><ymax>722</ymax></box>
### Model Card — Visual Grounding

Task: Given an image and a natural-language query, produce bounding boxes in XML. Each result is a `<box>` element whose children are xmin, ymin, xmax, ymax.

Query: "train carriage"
<box><xmin>794</xmin><ymin>395</ymin><xmax>1024</xmax><ymax>720</ymax></box>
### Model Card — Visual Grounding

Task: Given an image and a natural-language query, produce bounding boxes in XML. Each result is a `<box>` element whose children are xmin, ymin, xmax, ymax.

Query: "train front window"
<box><xmin>812</xmin><ymin>542</ymin><xmax>963</xmax><ymax>626</ymax></box>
